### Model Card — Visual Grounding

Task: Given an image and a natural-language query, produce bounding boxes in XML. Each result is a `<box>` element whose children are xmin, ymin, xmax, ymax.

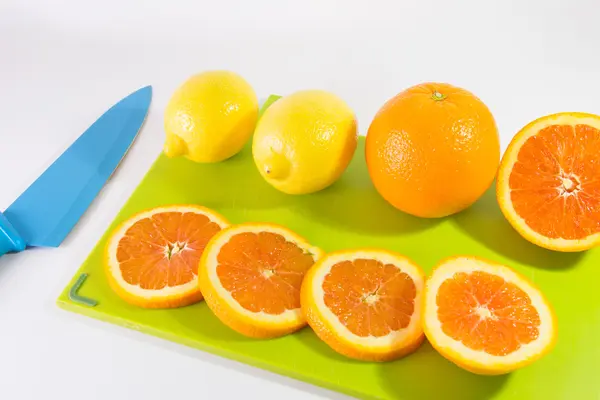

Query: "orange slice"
<box><xmin>497</xmin><ymin>112</ymin><xmax>600</xmax><ymax>251</ymax></box>
<box><xmin>105</xmin><ymin>205</ymin><xmax>229</xmax><ymax>308</ymax></box>
<box><xmin>199</xmin><ymin>222</ymin><xmax>323</xmax><ymax>338</ymax></box>
<box><xmin>301</xmin><ymin>249</ymin><xmax>425</xmax><ymax>362</ymax></box>
<box><xmin>423</xmin><ymin>256</ymin><xmax>557</xmax><ymax>375</ymax></box>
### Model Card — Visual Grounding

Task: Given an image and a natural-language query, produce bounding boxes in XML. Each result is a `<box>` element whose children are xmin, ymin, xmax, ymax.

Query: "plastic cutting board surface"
<box><xmin>58</xmin><ymin>99</ymin><xmax>600</xmax><ymax>400</ymax></box>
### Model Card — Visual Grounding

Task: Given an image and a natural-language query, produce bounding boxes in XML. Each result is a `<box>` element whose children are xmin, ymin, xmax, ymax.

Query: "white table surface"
<box><xmin>1</xmin><ymin>1</ymin><xmax>599</xmax><ymax>399</ymax></box>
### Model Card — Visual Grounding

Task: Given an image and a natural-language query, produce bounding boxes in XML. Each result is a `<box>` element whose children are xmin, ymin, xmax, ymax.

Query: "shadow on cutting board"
<box><xmin>169</xmin><ymin>302</ymin><xmax>257</xmax><ymax>344</ymax></box>
<box><xmin>453</xmin><ymin>184</ymin><xmax>584</xmax><ymax>270</ymax></box>
<box><xmin>153</xmin><ymin>141</ymin><xmax>294</xmax><ymax>212</ymax></box>
<box><xmin>294</xmin><ymin>140</ymin><xmax>443</xmax><ymax>236</ymax></box>
<box><xmin>161</xmin><ymin>137</ymin><xmax>442</xmax><ymax>236</ymax></box>
<box><xmin>379</xmin><ymin>341</ymin><xmax>509</xmax><ymax>400</ymax></box>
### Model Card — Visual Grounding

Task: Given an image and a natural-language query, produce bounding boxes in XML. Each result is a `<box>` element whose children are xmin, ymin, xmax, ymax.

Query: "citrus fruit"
<box><xmin>105</xmin><ymin>205</ymin><xmax>229</xmax><ymax>308</ymax></box>
<box><xmin>199</xmin><ymin>222</ymin><xmax>323</xmax><ymax>338</ymax></box>
<box><xmin>497</xmin><ymin>112</ymin><xmax>600</xmax><ymax>252</ymax></box>
<box><xmin>365</xmin><ymin>82</ymin><xmax>500</xmax><ymax>218</ymax></box>
<box><xmin>252</xmin><ymin>90</ymin><xmax>358</xmax><ymax>194</ymax></box>
<box><xmin>301</xmin><ymin>249</ymin><xmax>425</xmax><ymax>361</ymax></box>
<box><xmin>423</xmin><ymin>256</ymin><xmax>557</xmax><ymax>375</ymax></box>
<box><xmin>163</xmin><ymin>70</ymin><xmax>258</xmax><ymax>163</ymax></box>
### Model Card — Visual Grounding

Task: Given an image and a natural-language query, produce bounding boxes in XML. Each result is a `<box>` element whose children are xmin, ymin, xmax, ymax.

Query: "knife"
<box><xmin>0</xmin><ymin>85</ymin><xmax>152</xmax><ymax>258</ymax></box>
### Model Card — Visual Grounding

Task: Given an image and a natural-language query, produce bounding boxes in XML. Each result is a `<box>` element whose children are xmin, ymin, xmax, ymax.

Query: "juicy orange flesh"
<box><xmin>322</xmin><ymin>259</ymin><xmax>416</xmax><ymax>338</ymax></box>
<box><xmin>437</xmin><ymin>271</ymin><xmax>540</xmax><ymax>356</ymax></box>
<box><xmin>216</xmin><ymin>232</ymin><xmax>315</xmax><ymax>314</ymax></box>
<box><xmin>117</xmin><ymin>212</ymin><xmax>221</xmax><ymax>289</ymax></box>
<box><xmin>509</xmin><ymin>124</ymin><xmax>600</xmax><ymax>239</ymax></box>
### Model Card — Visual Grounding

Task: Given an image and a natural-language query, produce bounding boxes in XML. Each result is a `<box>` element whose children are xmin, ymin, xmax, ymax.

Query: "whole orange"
<box><xmin>365</xmin><ymin>82</ymin><xmax>500</xmax><ymax>218</ymax></box>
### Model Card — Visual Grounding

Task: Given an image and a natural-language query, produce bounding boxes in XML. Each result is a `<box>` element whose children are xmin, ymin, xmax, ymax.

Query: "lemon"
<box><xmin>164</xmin><ymin>70</ymin><xmax>258</xmax><ymax>163</ymax></box>
<box><xmin>253</xmin><ymin>90</ymin><xmax>358</xmax><ymax>194</ymax></box>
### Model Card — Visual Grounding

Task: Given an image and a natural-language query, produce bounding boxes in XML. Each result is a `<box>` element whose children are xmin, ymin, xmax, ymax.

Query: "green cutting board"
<box><xmin>58</xmin><ymin>97</ymin><xmax>600</xmax><ymax>400</ymax></box>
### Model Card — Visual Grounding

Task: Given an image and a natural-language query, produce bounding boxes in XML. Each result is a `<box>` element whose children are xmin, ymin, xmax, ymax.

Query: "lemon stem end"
<box><xmin>164</xmin><ymin>135</ymin><xmax>187</xmax><ymax>158</ymax></box>
<box><xmin>263</xmin><ymin>152</ymin><xmax>290</xmax><ymax>180</ymax></box>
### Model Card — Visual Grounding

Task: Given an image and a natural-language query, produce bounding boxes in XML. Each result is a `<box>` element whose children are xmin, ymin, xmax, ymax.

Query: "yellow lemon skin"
<box><xmin>252</xmin><ymin>90</ymin><xmax>358</xmax><ymax>194</ymax></box>
<box><xmin>164</xmin><ymin>70</ymin><xmax>258</xmax><ymax>163</ymax></box>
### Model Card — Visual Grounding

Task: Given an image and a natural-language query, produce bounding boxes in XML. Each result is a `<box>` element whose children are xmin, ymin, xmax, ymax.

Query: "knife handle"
<box><xmin>0</xmin><ymin>212</ymin><xmax>26</xmax><ymax>257</ymax></box>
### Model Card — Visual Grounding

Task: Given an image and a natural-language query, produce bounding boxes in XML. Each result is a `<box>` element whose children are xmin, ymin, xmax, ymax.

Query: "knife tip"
<box><xmin>139</xmin><ymin>85</ymin><xmax>153</xmax><ymax>96</ymax></box>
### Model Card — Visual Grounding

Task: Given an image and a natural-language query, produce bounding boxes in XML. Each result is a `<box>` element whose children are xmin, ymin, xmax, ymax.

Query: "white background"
<box><xmin>1</xmin><ymin>1</ymin><xmax>599</xmax><ymax>399</ymax></box>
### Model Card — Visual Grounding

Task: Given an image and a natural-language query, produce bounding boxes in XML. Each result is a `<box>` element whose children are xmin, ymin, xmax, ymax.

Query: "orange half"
<box><xmin>497</xmin><ymin>112</ymin><xmax>600</xmax><ymax>251</ymax></box>
<box><xmin>105</xmin><ymin>205</ymin><xmax>229</xmax><ymax>308</ymax></box>
<box><xmin>423</xmin><ymin>256</ymin><xmax>557</xmax><ymax>375</ymax></box>
<box><xmin>301</xmin><ymin>249</ymin><xmax>425</xmax><ymax>362</ymax></box>
<box><xmin>199</xmin><ymin>223</ymin><xmax>323</xmax><ymax>338</ymax></box>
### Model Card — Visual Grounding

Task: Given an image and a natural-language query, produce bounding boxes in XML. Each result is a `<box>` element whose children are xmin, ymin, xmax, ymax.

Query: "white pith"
<box><xmin>204</xmin><ymin>224</ymin><xmax>321</xmax><ymax>324</ymax></box>
<box><xmin>107</xmin><ymin>205</ymin><xmax>229</xmax><ymax>298</ymax></box>
<box><xmin>498</xmin><ymin>114</ymin><xmax>600</xmax><ymax>249</ymax></box>
<box><xmin>424</xmin><ymin>257</ymin><xmax>555</xmax><ymax>367</ymax></box>
<box><xmin>311</xmin><ymin>250</ymin><xmax>424</xmax><ymax>348</ymax></box>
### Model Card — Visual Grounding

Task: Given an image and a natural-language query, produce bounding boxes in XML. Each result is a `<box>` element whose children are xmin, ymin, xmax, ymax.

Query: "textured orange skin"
<box><xmin>105</xmin><ymin>205</ymin><xmax>229</xmax><ymax>309</ymax></box>
<box><xmin>422</xmin><ymin>255</ymin><xmax>558</xmax><ymax>375</ymax></box>
<box><xmin>199</xmin><ymin>223</ymin><xmax>324</xmax><ymax>339</ymax></box>
<box><xmin>301</xmin><ymin>249</ymin><xmax>426</xmax><ymax>362</ymax></box>
<box><xmin>365</xmin><ymin>82</ymin><xmax>500</xmax><ymax>218</ymax></box>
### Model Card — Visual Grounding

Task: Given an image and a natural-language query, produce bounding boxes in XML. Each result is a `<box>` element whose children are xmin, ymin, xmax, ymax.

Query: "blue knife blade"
<box><xmin>0</xmin><ymin>85</ymin><xmax>152</xmax><ymax>256</ymax></box>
